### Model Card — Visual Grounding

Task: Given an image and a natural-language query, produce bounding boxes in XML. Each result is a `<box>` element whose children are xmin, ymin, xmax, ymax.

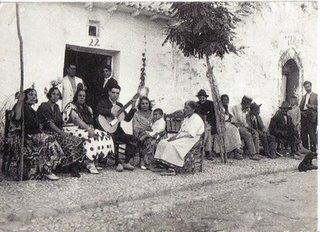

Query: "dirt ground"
<box><xmin>1</xmin><ymin>169</ymin><xmax>317</xmax><ymax>232</ymax></box>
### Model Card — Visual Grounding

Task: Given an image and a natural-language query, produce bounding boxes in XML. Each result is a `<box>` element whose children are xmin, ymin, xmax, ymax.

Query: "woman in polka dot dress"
<box><xmin>62</xmin><ymin>88</ymin><xmax>114</xmax><ymax>174</ymax></box>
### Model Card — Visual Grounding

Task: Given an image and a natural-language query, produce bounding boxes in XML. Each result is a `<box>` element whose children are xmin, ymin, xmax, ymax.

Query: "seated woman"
<box><xmin>132</xmin><ymin>97</ymin><xmax>153</xmax><ymax>169</ymax></box>
<box><xmin>37</xmin><ymin>86</ymin><xmax>85</xmax><ymax>177</ymax></box>
<box><xmin>154</xmin><ymin>101</ymin><xmax>204</xmax><ymax>175</ymax></box>
<box><xmin>133</xmin><ymin>98</ymin><xmax>166</xmax><ymax>169</ymax></box>
<box><xmin>213</xmin><ymin>94</ymin><xmax>242</xmax><ymax>159</ymax></box>
<box><xmin>62</xmin><ymin>87</ymin><xmax>114</xmax><ymax>174</ymax></box>
<box><xmin>12</xmin><ymin>88</ymin><xmax>66</xmax><ymax>180</ymax></box>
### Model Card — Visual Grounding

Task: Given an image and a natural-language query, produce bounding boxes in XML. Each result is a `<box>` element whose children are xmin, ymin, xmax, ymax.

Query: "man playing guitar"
<box><xmin>96</xmin><ymin>84</ymin><xmax>139</xmax><ymax>172</ymax></box>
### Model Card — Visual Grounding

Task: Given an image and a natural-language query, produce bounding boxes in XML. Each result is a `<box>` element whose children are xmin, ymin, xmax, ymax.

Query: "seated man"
<box><xmin>195</xmin><ymin>89</ymin><xmax>216</xmax><ymax>161</ymax></box>
<box><xmin>154</xmin><ymin>101</ymin><xmax>204</xmax><ymax>175</ymax></box>
<box><xmin>96</xmin><ymin>84</ymin><xmax>139</xmax><ymax>172</ymax></box>
<box><xmin>231</xmin><ymin>96</ymin><xmax>262</xmax><ymax>160</ymax></box>
<box><xmin>247</xmin><ymin>103</ymin><xmax>277</xmax><ymax>158</ymax></box>
<box><xmin>269</xmin><ymin>101</ymin><xmax>301</xmax><ymax>159</ymax></box>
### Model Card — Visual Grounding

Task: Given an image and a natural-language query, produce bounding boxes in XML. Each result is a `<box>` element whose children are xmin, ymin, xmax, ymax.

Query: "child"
<box><xmin>147</xmin><ymin>108</ymin><xmax>166</xmax><ymax>140</ymax></box>
<box><xmin>139</xmin><ymin>108</ymin><xmax>166</xmax><ymax>169</ymax></box>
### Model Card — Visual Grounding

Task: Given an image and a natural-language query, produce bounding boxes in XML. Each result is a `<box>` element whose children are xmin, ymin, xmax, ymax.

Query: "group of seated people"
<box><xmin>194</xmin><ymin>81</ymin><xmax>317</xmax><ymax>162</ymax></box>
<box><xmin>4</xmin><ymin>63</ymin><xmax>317</xmax><ymax>180</ymax></box>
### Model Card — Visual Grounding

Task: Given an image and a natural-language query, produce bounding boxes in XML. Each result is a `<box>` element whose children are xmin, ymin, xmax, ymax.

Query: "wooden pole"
<box><xmin>205</xmin><ymin>54</ymin><xmax>227</xmax><ymax>163</ymax></box>
<box><xmin>16</xmin><ymin>3</ymin><xmax>25</xmax><ymax>181</ymax></box>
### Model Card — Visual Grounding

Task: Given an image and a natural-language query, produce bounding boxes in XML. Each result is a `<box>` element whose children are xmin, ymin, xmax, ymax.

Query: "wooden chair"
<box><xmin>163</xmin><ymin>114</ymin><xmax>206</xmax><ymax>173</ymax></box>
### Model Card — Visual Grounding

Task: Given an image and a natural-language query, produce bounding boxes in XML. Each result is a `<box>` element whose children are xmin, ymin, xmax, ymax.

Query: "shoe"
<box><xmin>276</xmin><ymin>151</ymin><xmax>284</xmax><ymax>157</ymax></box>
<box><xmin>96</xmin><ymin>166</ymin><xmax>103</xmax><ymax>171</ymax></box>
<box><xmin>256</xmin><ymin>154</ymin><xmax>265</xmax><ymax>159</ymax></box>
<box><xmin>70</xmin><ymin>163</ymin><xmax>81</xmax><ymax>178</ymax></box>
<box><xmin>87</xmin><ymin>163</ymin><xmax>99</xmax><ymax>174</ymax></box>
<box><xmin>44</xmin><ymin>172</ymin><xmax>60</xmax><ymax>181</ymax></box>
<box><xmin>123</xmin><ymin>163</ymin><xmax>135</xmax><ymax>171</ymax></box>
<box><xmin>140</xmin><ymin>159</ymin><xmax>147</xmax><ymax>170</ymax></box>
<box><xmin>233</xmin><ymin>153</ymin><xmax>244</xmax><ymax>160</ymax></box>
<box><xmin>249</xmin><ymin>154</ymin><xmax>261</xmax><ymax>161</ymax></box>
<box><xmin>116</xmin><ymin>164</ymin><xmax>124</xmax><ymax>172</ymax></box>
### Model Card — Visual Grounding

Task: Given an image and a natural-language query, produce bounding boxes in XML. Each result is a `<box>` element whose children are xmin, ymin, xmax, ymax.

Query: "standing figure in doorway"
<box><xmin>299</xmin><ymin>81</ymin><xmax>317</xmax><ymax>152</ymax></box>
<box><xmin>62</xmin><ymin>64</ymin><xmax>84</xmax><ymax>109</ymax></box>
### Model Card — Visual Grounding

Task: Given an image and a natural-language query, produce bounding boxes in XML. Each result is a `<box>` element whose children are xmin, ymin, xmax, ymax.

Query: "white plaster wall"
<box><xmin>0</xmin><ymin>2</ymin><xmax>317</xmax><ymax>131</ymax></box>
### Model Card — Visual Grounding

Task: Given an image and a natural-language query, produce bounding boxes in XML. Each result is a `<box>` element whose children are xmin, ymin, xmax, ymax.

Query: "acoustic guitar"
<box><xmin>98</xmin><ymin>93</ymin><xmax>139</xmax><ymax>134</ymax></box>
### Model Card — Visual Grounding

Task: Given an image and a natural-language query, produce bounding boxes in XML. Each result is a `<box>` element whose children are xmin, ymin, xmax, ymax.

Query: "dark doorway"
<box><xmin>63</xmin><ymin>44</ymin><xmax>112</xmax><ymax>108</ymax></box>
<box><xmin>282</xmin><ymin>59</ymin><xmax>299</xmax><ymax>101</ymax></box>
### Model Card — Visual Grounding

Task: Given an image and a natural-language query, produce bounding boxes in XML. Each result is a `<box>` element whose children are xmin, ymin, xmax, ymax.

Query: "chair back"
<box><xmin>164</xmin><ymin>114</ymin><xmax>183</xmax><ymax>134</ymax></box>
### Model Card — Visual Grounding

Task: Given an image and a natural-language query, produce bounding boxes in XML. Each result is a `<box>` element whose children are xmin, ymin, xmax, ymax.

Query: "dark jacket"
<box><xmin>95</xmin><ymin>76</ymin><xmax>118</xmax><ymax>105</ymax></box>
<box><xmin>246</xmin><ymin>113</ymin><xmax>265</xmax><ymax>132</ymax></box>
<box><xmin>299</xmin><ymin>92</ymin><xmax>317</xmax><ymax>123</ymax></box>
<box><xmin>95</xmin><ymin>98</ymin><xmax>136</xmax><ymax>135</ymax></box>
<box><xmin>269</xmin><ymin>111</ymin><xmax>295</xmax><ymax>136</ymax></box>
<box><xmin>196</xmin><ymin>100</ymin><xmax>217</xmax><ymax>134</ymax></box>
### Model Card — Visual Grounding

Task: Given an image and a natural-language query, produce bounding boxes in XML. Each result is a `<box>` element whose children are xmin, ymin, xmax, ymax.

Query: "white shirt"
<box><xmin>148</xmin><ymin>117</ymin><xmax>166</xmax><ymax>137</ymax></box>
<box><xmin>231</xmin><ymin>104</ymin><xmax>249</xmax><ymax>127</ymax></box>
<box><xmin>304</xmin><ymin>92</ymin><xmax>311</xmax><ymax>110</ymax></box>
<box><xmin>62</xmin><ymin>75</ymin><xmax>83</xmax><ymax>110</ymax></box>
<box><xmin>103</xmin><ymin>75</ymin><xmax>113</xmax><ymax>88</ymax></box>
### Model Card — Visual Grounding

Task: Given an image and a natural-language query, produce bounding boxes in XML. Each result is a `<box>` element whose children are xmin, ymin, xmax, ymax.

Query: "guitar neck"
<box><xmin>117</xmin><ymin>100</ymin><xmax>133</xmax><ymax>116</ymax></box>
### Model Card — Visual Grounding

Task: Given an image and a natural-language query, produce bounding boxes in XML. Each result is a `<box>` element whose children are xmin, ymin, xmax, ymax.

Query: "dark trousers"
<box><xmin>301</xmin><ymin>116</ymin><xmax>317</xmax><ymax>152</ymax></box>
<box><xmin>112</xmin><ymin>131</ymin><xmax>138</xmax><ymax>165</ymax></box>
<box><xmin>258</xmin><ymin>131</ymin><xmax>277</xmax><ymax>157</ymax></box>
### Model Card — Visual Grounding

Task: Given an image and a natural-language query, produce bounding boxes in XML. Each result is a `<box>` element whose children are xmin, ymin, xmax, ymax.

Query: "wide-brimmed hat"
<box><xmin>250</xmin><ymin>102</ymin><xmax>262</xmax><ymax>112</ymax></box>
<box><xmin>196</xmin><ymin>89</ymin><xmax>209</xmax><ymax>97</ymax></box>
<box><xmin>279</xmin><ymin>101</ymin><xmax>292</xmax><ymax>110</ymax></box>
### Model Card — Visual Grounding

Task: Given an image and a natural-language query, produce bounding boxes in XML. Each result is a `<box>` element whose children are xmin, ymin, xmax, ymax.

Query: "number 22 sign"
<box><xmin>89</xmin><ymin>38</ymin><xmax>100</xmax><ymax>47</ymax></box>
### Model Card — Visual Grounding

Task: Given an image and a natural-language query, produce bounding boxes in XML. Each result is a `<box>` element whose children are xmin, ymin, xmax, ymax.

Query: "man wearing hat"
<box><xmin>195</xmin><ymin>89</ymin><xmax>217</xmax><ymax>160</ymax></box>
<box><xmin>269</xmin><ymin>101</ymin><xmax>301</xmax><ymax>159</ymax></box>
<box><xmin>231</xmin><ymin>95</ymin><xmax>262</xmax><ymax>160</ymax></box>
<box><xmin>247</xmin><ymin>102</ymin><xmax>277</xmax><ymax>158</ymax></box>
<box><xmin>299</xmin><ymin>81</ymin><xmax>317</xmax><ymax>152</ymax></box>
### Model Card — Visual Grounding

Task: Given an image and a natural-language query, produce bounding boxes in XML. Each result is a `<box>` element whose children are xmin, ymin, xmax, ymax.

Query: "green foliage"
<box><xmin>163</xmin><ymin>2</ymin><xmax>241</xmax><ymax>59</ymax></box>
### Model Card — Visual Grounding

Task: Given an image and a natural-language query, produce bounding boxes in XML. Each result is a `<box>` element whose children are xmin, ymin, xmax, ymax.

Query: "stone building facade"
<box><xmin>0</xmin><ymin>2</ymin><xmax>317</xmax><ymax>131</ymax></box>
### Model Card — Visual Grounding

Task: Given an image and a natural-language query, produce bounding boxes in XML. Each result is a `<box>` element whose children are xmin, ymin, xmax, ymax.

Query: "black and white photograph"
<box><xmin>0</xmin><ymin>1</ymin><xmax>318</xmax><ymax>231</ymax></box>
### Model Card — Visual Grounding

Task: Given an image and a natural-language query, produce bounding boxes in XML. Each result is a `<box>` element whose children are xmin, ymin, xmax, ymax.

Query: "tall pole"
<box><xmin>16</xmin><ymin>3</ymin><xmax>25</xmax><ymax>181</ymax></box>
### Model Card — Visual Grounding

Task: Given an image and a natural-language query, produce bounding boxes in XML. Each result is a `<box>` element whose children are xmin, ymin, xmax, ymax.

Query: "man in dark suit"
<box><xmin>95</xmin><ymin>65</ymin><xmax>118</xmax><ymax>108</ymax></box>
<box><xmin>299</xmin><ymin>81</ymin><xmax>317</xmax><ymax>152</ymax></box>
<box><xmin>195</xmin><ymin>89</ymin><xmax>217</xmax><ymax>160</ymax></box>
<box><xmin>96</xmin><ymin>84</ymin><xmax>139</xmax><ymax>172</ymax></box>
<box><xmin>269</xmin><ymin>101</ymin><xmax>301</xmax><ymax>159</ymax></box>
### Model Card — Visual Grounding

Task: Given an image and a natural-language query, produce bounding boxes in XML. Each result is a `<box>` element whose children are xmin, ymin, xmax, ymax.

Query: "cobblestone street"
<box><xmin>0</xmin><ymin>158</ymin><xmax>317</xmax><ymax>231</ymax></box>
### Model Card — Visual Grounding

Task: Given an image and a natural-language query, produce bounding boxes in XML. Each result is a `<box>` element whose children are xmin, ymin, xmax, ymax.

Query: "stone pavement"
<box><xmin>0</xmin><ymin>157</ymin><xmax>302</xmax><ymax>226</ymax></box>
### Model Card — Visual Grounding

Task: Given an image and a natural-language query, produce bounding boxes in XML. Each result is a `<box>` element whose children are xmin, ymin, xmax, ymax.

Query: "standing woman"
<box><xmin>12</xmin><ymin>88</ymin><xmax>65</xmax><ymax>180</ymax></box>
<box><xmin>62</xmin><ymin>87</ymin><xmax>114</xmax><ymax>174</ymax></box>
<box><xmin>132</xmin><ymin>96</ymin><xmax>153</xmax><ymax>169</ymax></box>
<box><xmin>37</xmin><ymin>86</ymin><xmax>85</xmax><ymax>177</ymax></box>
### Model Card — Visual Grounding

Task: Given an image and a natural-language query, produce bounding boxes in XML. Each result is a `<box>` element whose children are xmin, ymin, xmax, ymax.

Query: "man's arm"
<box><xmin>124</xmin><ymin>108</ymin><xmax>137</xmax><ymax>122</ymax></box>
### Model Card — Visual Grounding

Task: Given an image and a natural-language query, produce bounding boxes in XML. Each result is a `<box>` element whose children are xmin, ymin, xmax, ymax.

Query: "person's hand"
<box><xmin>88</xmin><ymin>129</ymin><xmax>96</xmax><ymax>138</ymax></box>
<box><xmin>167</xmin><ymin>135</ymin><xmax>177</xmax><ymax>142</ymax></box>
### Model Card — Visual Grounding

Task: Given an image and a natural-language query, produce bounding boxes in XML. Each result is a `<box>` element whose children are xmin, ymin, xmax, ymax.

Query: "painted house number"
<box><xmin>89</xmin><ymin>38</ymin><xmax>100</xmax><ymax>47</ymax></box>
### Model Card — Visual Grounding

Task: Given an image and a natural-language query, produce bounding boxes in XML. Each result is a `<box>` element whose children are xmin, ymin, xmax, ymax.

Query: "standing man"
<box><xmin>299</xmin><ymin>81</ymin><xmax>317</xmax><ymax>152</ymax></box>
<box><xmin>95</xmin><ymin>65</ymin><xmax>118</xmax><ymax>107</ymax></box>
<box><xmin>62</xmin><ymin>64</ymin><xmax>84</xmax><ymax>109</ymax></box>
<box><xmin>96</xmin><ymin>84</ymin><xmax>139</xmax><ymax>172</ymax></box>
<box><xmin>231</xmin><ymin>95</ymin><xmax>262</xmax><ymax>161</ymax></box>
<box><xmin>195</xmin><ymin>89</ymin><xmax>216</xmax><ymax>160</ymax></box>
